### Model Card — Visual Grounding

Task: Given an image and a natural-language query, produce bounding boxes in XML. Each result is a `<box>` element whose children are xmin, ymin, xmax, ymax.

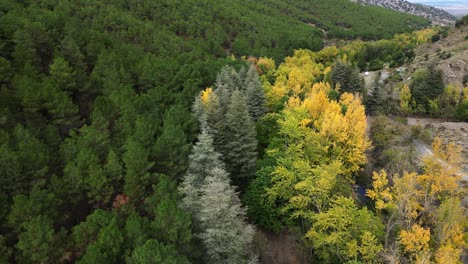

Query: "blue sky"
<box><xmin>406</xmin><ymin>0</ymin><xmax>468</xmax><ymax>16</ymax></box>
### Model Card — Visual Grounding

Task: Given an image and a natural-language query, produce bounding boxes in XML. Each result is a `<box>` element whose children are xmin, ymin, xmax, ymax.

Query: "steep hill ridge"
<box><xmin>353</xmin><ymin>0</ymin><xmax>456</xmax><ymax>25</ymax></box>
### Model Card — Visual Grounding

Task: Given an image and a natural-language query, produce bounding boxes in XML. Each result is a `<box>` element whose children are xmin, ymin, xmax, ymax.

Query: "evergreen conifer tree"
<box><xmin>222</xmin><ymin>90</ymin><xmax>258</xmax><ymax>186</ymax></box>
<box><xmin>179</xmin><ymin>128</ymin><xmax>256</xmax><ymax>263</ymax></box>
<box><xmin>179</xmin><ymin>127</ymin><xmax>223</xmax><ymax>215</ymax></box>
<box><xmin>78</xmin><ymin>217</ymin><xmax>124</xmax><ymax>264</ymax></box>
<box><xmin>152</xmin><ymin>108</ymin><xmax>191</xmax><ymax>179</ymax></box>
<box><xmin>238</xmin><ymin>66</ymin><xmax>248</xmax><ymax>87</ymax></box>
<box><xmin>130</xmin><ymin>239</ymin><xmax>189</xmax><ymax>264</ymax></box>
<box><xmin>200</xmin><ymin>90</ymin><xmax>224</xmax><ymax>145</ymax></box>
<box><xmin>214</xmin><ymin>66</ymin><xmax>239</xmax><ymax>114</ymax></box>
<box><xmin>198</xmin><ymin>167</ymin><xmax>256</xmax><ymax>264</ymax></box>
<box><xmin>16</xmin><ymin>215</ymin><xmax>66</xmax><ymax>264</ymax></box>
<box><xmin>331</xmin><ymin>60</ymin><xmax>364</xmax><ymax>95</ymax></box>
<box><xmin>410</xmin><ymin>64</ymin><xmax>444</xmax><ymax>110</ymax></box>
<box><xmin>182</xmin><ymin>128</ymin><xmax>223</xmax><ymax>187</ymax></box>
<box><xmin>244</xmin><ymin>65</ymin><xmax>266</xmax><ymax>121</ymax></box>
<box><xmin>210</xmin><ymin>67</ymin><xmax>240</xmax><ymax>157</ymax></box>
<box><xmin>365</xmin><ymin>78</ymin><xmax>382</xmax><ymax>114</ymax></box>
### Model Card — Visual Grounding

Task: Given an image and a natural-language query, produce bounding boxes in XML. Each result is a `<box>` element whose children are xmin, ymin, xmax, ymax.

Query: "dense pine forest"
<box><xmin>0</xmin><ymin>0</ymin><xmax>467</xmax><ymax>263</ymax></box>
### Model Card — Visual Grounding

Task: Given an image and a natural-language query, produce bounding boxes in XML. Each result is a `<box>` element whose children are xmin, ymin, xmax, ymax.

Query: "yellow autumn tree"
<box><xmin>399</xmin><ymin>84</ymin><xmax>413</xmax><ymax>115</ymax></box>
<box><xmin>416</xmin><ymin>138</ymin><xmax>464</xmax><ymax>262</ymax></box>
<box><xmin>360</xmin><ymin>231</ymin><xmax>384</xmax><ymax>264</ymax></box>
<box><xmin>413</xmin><ymin>28</ymin><xmax>437</xmax><ymax>44</ymax></box>
<box><xmin>306</xmin><ymin>197</ymin><xmax>384</xmax><ymax>263</ymax></box>
<box><xmin>433</xmin><ymin>197</ymin><xmax>466</xmax><ymax>264</ymax></box>
<box><xmin>393</xmin><ymin>172</ymin><xmax>422</xmax><ymax>228</ymax></box>
<box><xmin>266</xmin><ymin>50</ymin><xmax>324</xmax><ymax>108</ymax></box>
<box><xmin>441</xmin><ymin>84</ymin><xmax>461</xmax><ymax>105</ymax></box>
<box><xmin>399</xmin><ymin>224</ymin><xmax>431</xmax><ymax>263</ymax></box>
<box><xmin>256</xmin><ymin>46</ymin><xmax>377</xmax><ymax>263</ymax></box>
<box><xmin>419</xmin><ymin>137</ymin><xmax>461</xmax><ymax>210</ymax></box>
<box><xmin>307</xmin><ymin>84</ymin><xmax>370</xmax><ymax>175</ymax></box>
<box><xmin>265</xmin><ymin>82</ymin><xmax>370</xmax><ymax>209</ymax></box>
<box><xmin>367</xmin><ymin>170</ymin><xmax>394</xmax><ymax>217</ymax></box>
<box><xmin>393</xmin><ymin>33</ymin><xmax>413</xmax><ymax>48</ymax></box>
<box><xmin>265</xmin><ymin>82</ymin><xmax>371</xmax><ymax>239</ymax></box>
<box><xmin>303</xmin><ymin>82</ymin><xmax>332</xmax><ymax>124</ymax></box>
<box><xmin>257</xmin><ymin>57</ymin><xmax>276</xmax><ymax>75</ymax></box>
<box><xmin>368</xmin><ymin>137</ymin><xmax>465</xmax><ymax>263</ymax></box>
<box><xmin>266</xmin><ymin>95</ymin><xmax>335</xmax><ymax>216</ymax></box>
<box><xmin>316</xmin><ymin>46</ymin><xmax>339</xmax><ymax>66</ymax></box>
<box><xmin>200</xmin><ymin>87</ymin><xmax>213</xmax><ymax>105</ymax></box>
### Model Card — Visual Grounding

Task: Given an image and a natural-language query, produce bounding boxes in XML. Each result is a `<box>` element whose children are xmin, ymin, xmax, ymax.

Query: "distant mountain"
<box><xmin>352</xmin><ymin>0</ymin><xmax>457</xmax><ymax>25</ymax></box>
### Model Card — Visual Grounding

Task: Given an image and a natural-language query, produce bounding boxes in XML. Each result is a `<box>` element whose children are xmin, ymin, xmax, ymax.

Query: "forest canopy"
<box><xmin>0</xmin><ymin>0</ymin><xmax>464</xmax><ymax>263</ymax></box>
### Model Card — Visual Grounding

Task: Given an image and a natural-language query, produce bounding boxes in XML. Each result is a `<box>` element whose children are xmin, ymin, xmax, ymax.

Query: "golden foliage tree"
<box><xmin>368</xmin><ymin>137</ymin><xmax>465</xmax><ymax>263</ymax></box>
<box><xmin>366</xmin><ymin>170</ymin><xmax>394</xmax><ymax>217</ymax></box>
<box><xmin>399</xmin><ymin>224</ymin><xmax>431</xmax><ymax>263</ymax></box>
<box><xmin>399</xmin><ymin>84</ymin><xmax>413</xmax><ymax>115</ymax></box>
<box><xmin>266</xmin><ymin>50</ymin><xmax>325</xmax><ymax>109</ymax></box>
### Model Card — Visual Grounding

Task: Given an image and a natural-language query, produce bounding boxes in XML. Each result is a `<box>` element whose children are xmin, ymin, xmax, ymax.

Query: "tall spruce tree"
<box><xmin>198</xmin><ymin>167</ymin><xmax>256</xmax><ymax>264</ymax></box>
<box><xmin>210</xmin><ymin>67</ymin><xmax>239</xmax><ymax>158</ymax></box>
<box><xmin>214</xmin><ymin>66</ymin><xmax>239</xmax><ymax>115</ymax></box>
<box><xmin>222</xmin><ymin>90</ymin><xmax>258</xmax><ymax>187</ymax></box>
<box><xmin>244</xmin><ymin>65</ymin><xmax>266</xmax><ymax>121</ymax></box>
<box><xmin>197</xmin><ymin>66</ymin><xmax>263</xmax><ymax>188</ymax></box>
<box><xmin>179</xmin><ymin>126</ymin><xmax>223</xmax><ymax>214</ymax></box>
<box><xmin>198</xmin><ymin>90</ymin><xmax>224</xmax><ymax>146</ymax></box>
<box><xmin>331</xmin><ymin>59</ymin><xmax>364</xmax><ymax>95</ymax></box>
<box><xmin>182</xmin><ymin>127</ymin><xmax>223</xmax><ymax>187</ymax></box>
<box><xmin>410</xmin><ymin>64</ymin><xmax>444</xmax><ymax>110</ymax></box>
<box><xmin>238</xmin><ymin>66</ymin><xmax>248</xmax><ymax>87</ymax></box>
<box><xmin>179</xmin><ymin>126</ymin><xmax>256</xmax><ymax>263</ymax></box>
<box><xmin>365</xmin><ymin>78</ymin><xmax>383</xmax><ymax>115</ymax></box>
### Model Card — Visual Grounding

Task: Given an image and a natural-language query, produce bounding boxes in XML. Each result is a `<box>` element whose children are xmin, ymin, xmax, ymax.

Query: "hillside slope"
<box><xmin>410</xmin><ymin>25</ymin><xmax>468</xmax><ymax>86</ymax></box>
<box><xmin>363</xmin><ymin>25</ymin><xmax>467</xmax><ymax>93</ymax></box>
<box><xmin>353</xmin><ymin>0</ymin><xmax>456</xmax><ymax>25</ymax></box>
<box><xmin>259</xmin><ymin>0</ymin><xmax>430</xmax><ymax>40</ymax></box>
<box><xmin>0</xmin><ymin>0</ymin><xmax>435</xmax><ymax>262</ymax></box>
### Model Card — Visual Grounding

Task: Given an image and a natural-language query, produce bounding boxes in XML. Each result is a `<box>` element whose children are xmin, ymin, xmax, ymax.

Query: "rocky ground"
<box><xmin>407</xmin><ymin>117</ymin><xmax>468</xmax><ymax>173</ymax></box>
<box><xmin>352</xmin><ymin>0</ymin><xmax>456</xmax><ymax>26</ymax></box>
<box><xmin>362</xmin><ymin>25</ymin><xmax>468</xmax><ymax>99</ymax></box>
<box><xmin>411</xmin><ymin>25</ymin><xmax>468</xmax><ymax>87</ymax></box>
